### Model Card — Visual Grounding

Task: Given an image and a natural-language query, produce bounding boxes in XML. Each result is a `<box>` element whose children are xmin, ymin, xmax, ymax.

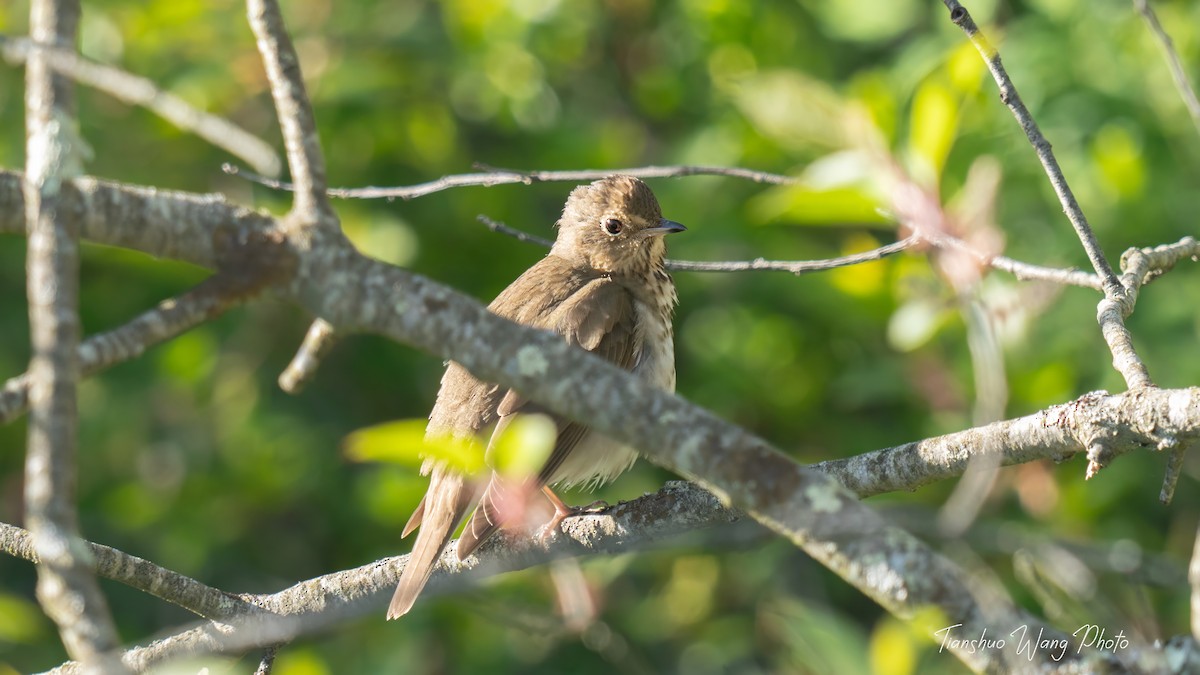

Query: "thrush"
<box><xmin>387</xmin><ymin>175</ymin><xmax>685</xmax><ymax>619</ymax></box>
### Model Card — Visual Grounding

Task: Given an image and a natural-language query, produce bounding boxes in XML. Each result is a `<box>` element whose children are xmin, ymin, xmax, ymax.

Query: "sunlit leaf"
<box><xmin>829</xmin><ymin>233</ymin><xmax>889</xmax><ymax>297</ymax></box>
<box><xmin>870</xmin><ymin>616</ymin><xmax>917</xmax><ymax>675</ymax></box>
<box><xmin>1091</xmin><ymin>123</ymin><xmax>1145</xmax><ymax>199</ymax></box>
<box><xmin>907</xmin><ymin>78</ymin><xmax>959</xmax><ymax>182</ymax></box>
<box><xmin>343</xmin><ymin>419</ymin><xmax>485</xmax><ymax>475</ymax></box>
<box><xmin>491</xmin><ymin>414</ymin><xmax>556</xmax><ymax>479</ymax></box>
<box><xmin>888</xmin><ymin>298</ymin><xmax>951</xmax><ymax>352</ymax></box>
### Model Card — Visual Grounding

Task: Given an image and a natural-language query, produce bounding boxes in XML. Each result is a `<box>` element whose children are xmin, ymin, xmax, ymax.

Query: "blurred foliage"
<box><xmin>2</xmin><ymin>0</ymin><xmax>1200</xmax><ymax>673</ymax></box>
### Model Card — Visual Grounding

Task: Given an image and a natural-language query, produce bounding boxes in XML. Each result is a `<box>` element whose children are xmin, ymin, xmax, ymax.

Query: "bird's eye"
<box><xmin>603</xmin><ymin>218</ymin><xmax>623</xmax><ymax>235</ymax></box>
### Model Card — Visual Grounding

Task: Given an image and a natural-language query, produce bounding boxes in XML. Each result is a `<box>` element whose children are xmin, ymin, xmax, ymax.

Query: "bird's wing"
<box><xmin>391</xmin><ymin>257</ymin><xmax>602</xmax><ymax>617</ymax></box>
<box><xmin>455</xmin><ymin>276</ymin><xmax>639</xmax><ymax>560</ymax></box>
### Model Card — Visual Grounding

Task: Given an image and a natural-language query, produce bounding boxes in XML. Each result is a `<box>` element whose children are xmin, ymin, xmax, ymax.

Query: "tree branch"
<box><xmin>277</xmin><ymin>317</ymin><xmax>338</xmax><ymax>393</ymax></box>
<box><xmin>22</xmin><ymin>0</ymin><xmax>125</xmax><ymax>667</ymax></box>
<box><xmin>5</xmin><ymin>169</ymin><xmax>1166</xmax><ymax>672</ymax></box>
<box><xmin>0</xmin><ymin>522</ymin><xmax>250</xmax><ymax>621</ymax></box>
<box><xmin>246</xmin><ymin>0</ymin><xmax>331</xmax><ymax>223</ymax></box>
<box><xmin>475</xmin><ymin>214</ymin><xmax>920</xmax><ymax>275</ymax></box>
<box><xmin>942</xmin><ymin>1</ymin><xmax>1158</xmax><ymax>393</ymax></box>
<box><xmin>223</xmin><ymin>162</ymin><xmax>799</xmax><ymax>200</ymax></box>
<box><xmin>0</xmin><ymin>34</ymin><xmax>280</xmax><ymax>177</ymax></box>
<box><xmin>1132</xmin><ymin>0</ymin><xmax>1200</xmax><ymax>135</ymax></box>
<box><xmin>1</xmin><ymin>266</ymin><xmax>285</xmax><ymax>425</ymax></box>
<box><xmin>31</xmin><ymin>380</ymin><xmax>1200</xmax><ymax>671</ymax></box>
<box><xmin>941</xmin><ymin>1</ymin><xmax>1120</xmax><ymax>294</ymax></box>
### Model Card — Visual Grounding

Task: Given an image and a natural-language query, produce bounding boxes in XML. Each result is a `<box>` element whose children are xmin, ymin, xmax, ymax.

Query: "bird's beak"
<box><xmin>643</xmin><ymin>218</ymin><xmax>687</xmax><ymax>236</ymax></box>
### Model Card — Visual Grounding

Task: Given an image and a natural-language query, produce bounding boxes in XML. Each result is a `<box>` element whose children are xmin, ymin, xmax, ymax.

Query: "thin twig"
<box><xmin>278</xmin><ymin>318</ymin><xmax>338</xmax><ymax>393</ymax></box>
<box><xmin>1160</xmin><ymin>442</ymin><xmax>1189</xmax><ymax>505</ymax></box>
<box><xmin>246</xmin><ymin>0</ymin><xmax>331</xmax><ymax>221</ymax></box>
<box><xmin>0</xmin><ymin>522</ymin><xmax>247</xmax><ymax>621</ymax></box>
<box><xmin>0</xmin><ymin>34</ymin><xmax>280</xmax><ymax>176</ymax></box>
<box><xmin>1132</xmin><ymin>0</ymin><xmax>1200</xmax><ymax>135</ymax></box>
<box><xmin>224</xmin><ymin>162</ymin><xmax>799</xmax><ymax>200</ymax></box>
<box><xmin>475</xmin><ymin>214</ymin><xmax>918</xmax><ymax>274</ymax></box>
<box><xmin>1</xmin><ymin>273</ymin><xmax>269</xmax><ymax>425</ymax></box>
<box><xmin>942</xmin><ymin>1</ymin><xmax>1122</xmax><ymax>296</ymax></box>
<box><xmin>254</xmin><ymin>645</ymin><xmax>280</xmax><ymax>675</ymax></box>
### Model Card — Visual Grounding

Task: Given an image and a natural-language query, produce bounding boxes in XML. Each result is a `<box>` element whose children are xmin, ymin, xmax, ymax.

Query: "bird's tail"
<box><xmin>387</xmin><ymin>467</ymin><xmax>470</xmax><ymax>619</ymax></box>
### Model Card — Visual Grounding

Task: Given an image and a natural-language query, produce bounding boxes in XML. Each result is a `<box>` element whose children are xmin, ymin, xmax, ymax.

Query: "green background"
<box><xmin>2</xmin><ymin>0</ymin><xmax>1199</xmax><ymax>672</ymax></box>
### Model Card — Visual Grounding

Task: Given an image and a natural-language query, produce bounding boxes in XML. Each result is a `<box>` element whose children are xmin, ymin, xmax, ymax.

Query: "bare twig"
<box><xmin>278</xmin><ymin>318</ymin><xmax>338</xmax><ymax>393</ymax></box>
<box><xmin>1096</xmin><ymin>237</ymin><xmax>1200</xmax><ymax>400</ymax></box>
<box><xmin>986</xmin><ymin>255</ymin><xmax>1101</xmax><ymax>290</ymax></box>
<box><xmin>942</xmin><ymin>1</ymin><xmax>1163</xmax><ymax>395</ymax></box>
<box><xmin>253</xmin><ymin>646</ymin><xmax>280</xmax><ymax>675</ymax></box>
<box><xmin>0</xmin><ymin>522</ymin><xmax>247</xmax><ymax>621</ymax></box>
<box><xmin>1132</xmin><ymin>0</ymin><xmax>1200</xmax><ymax>135</ymax></box>
<box><xmin>2</xmin><ymin>273</ymin><xmax>272</xmax><ymax>425</ymax></box>
<box><xmin>246</xmin><ymin>0</ymin><xmax>331</xmax><ymax>221</ymax></box>
<box><xmin>942</xmin><ymin>1</ymin><xmax>1121</xmax><ymax>295</ymax></box>
<box><xmin>1160</xmin><ymin>442</ymin><xmax>1189</xmax><ymax>505</ymax></box>
<box><xmin>0</xmin><ymin>34</ymin><xmax>280</xmax><ymax>176</ymax></box>
<box><xmin>475</xmin><ymin>214</ymin><xmax>919</xmax><ymax>275</ymax></box>
<box><xmin>223</xmin><ymin>162</ymin><xmax>799</xmax><ymax>200</ymax></box>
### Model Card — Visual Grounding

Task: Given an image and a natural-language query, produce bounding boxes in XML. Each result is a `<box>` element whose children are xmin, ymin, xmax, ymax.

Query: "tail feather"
<box><xmin>400</xmin><ymin>495</ymin><xmax>426</xmax><ymax>539</ymax></box>
<box><xmin>455</xmin><ymin>476</ymin><xmax>507</xmax><ymax>561</ymax></box>
<box><xmin>388</xmin><ymin>468</ymin><xmax>469</xmax><ymax>619</ymax></box>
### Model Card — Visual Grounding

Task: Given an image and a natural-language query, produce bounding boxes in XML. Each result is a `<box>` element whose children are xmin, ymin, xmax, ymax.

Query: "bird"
<box><xmin>387</xmin><ymin>175</ymin><xmax>685</xmax><ymax>619</ymax></box>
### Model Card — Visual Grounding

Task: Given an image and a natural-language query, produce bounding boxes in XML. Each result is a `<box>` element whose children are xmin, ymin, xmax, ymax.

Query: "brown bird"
<box><xmin>387</xmin><ymin>175</ymin><xmax>685</xmax><ymax>619</ymax></box>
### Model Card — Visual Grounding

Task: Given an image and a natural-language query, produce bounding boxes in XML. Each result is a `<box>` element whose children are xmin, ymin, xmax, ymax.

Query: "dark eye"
<box><xmin>603</xmin><ymin>218</ymin><xmax>623</xmax><ymax>235</ymax></box>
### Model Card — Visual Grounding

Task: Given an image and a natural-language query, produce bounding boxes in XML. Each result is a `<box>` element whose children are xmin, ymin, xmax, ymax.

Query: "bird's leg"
<box><xmin>538</xmin><ymin>486</ymin><xmax>611</xmax><ymax>542</ymax></box>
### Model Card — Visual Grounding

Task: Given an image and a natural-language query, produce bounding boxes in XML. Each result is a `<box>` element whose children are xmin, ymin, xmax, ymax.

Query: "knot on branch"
<box><xmin>211</xmin><ymin>224</ymin><xmax>298</xmax><ymax>298</ymax></box>
<box><xmin>1065</xmin><ymin>389</ymin><xmax>1199</xmax><ymax>478</ymax></box>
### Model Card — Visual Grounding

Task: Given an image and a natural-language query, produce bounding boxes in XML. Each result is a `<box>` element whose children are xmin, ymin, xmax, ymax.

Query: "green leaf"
<box><xmin>491</xmin><ymin>414</ymin><xmax>556</xmax><ymax>479</ymax></box>
<box><xmin>343</xmin><ymin>419</ymin><xmax>485</xmax><ymax>475</ymax></box>
<box><xmin>0</xmin><ymin>593</ymin><xmax>48</xmax><ymax>643</ymax></box>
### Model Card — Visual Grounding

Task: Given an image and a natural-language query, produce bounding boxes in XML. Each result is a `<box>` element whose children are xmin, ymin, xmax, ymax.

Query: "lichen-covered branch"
<box><xmin>0</xmin><ymin>522</ymin><xmax>248</xmax><ymax>621</ymax></box>
<box><xmin>815</xmin><ymin>388</ymin><xmax>1200</xmax><ymax>495</ymax></box>
<box><xmin>22</xmin><ymin>0</ymin><xmax>125</xmax><ymax>667</ymax></box>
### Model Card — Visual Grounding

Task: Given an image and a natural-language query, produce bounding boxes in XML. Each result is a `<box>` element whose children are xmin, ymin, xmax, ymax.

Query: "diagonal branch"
<box><xmin>0</xmin><ymin>34</ymin><xmax>280</xmax><ymax>176</ymax></box>
<box><xmin>246</xmin><ymin>0</ymin><xmax>331</xmax><ymax>222</ymax></box>
<box><xmin>942</xmin><ymin>1</ymin><xmax>1157</xmax><ymax>392</ymax></box>
<box><xmin>0</xmin><ymin>522</ymin><xmax>249</xmax><ymax>621</ymax></box>
<box><xmin>36</xmin><ymin>383</ymin><xmax>1200</xmax><ymax>671</ymax></box>
<box><xmin>1</xmin><ymin>255</ymin><xmax>292</xmax><ymax>425</ymax></box>
<box><xmin>1132</xmin><ymin>0</ymin><xmax>1200</xmax><ymax>135</ymax></box>
<box><xmin>941</xmin><ymin>1</ymin><xmax>1120</xmax><ymax>295</ymax></box>
<box><xmin>4</xmin><ymin>169</ymin><xmax>1197</xmax><ymax>672</ymax></box>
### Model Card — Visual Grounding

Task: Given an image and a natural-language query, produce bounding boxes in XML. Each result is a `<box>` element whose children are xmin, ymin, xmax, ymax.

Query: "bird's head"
<box><xmin>553</xmin><ymin>175</ymin><xmax>686</xmax><ymax>275</ymax></box>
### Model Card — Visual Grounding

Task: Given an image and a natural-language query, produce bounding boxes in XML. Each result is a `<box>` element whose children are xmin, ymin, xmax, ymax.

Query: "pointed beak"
<box><xmin>644</xmin><ymin>218</ymin><xmax>687</xmax><ymax>236</ymax></box>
